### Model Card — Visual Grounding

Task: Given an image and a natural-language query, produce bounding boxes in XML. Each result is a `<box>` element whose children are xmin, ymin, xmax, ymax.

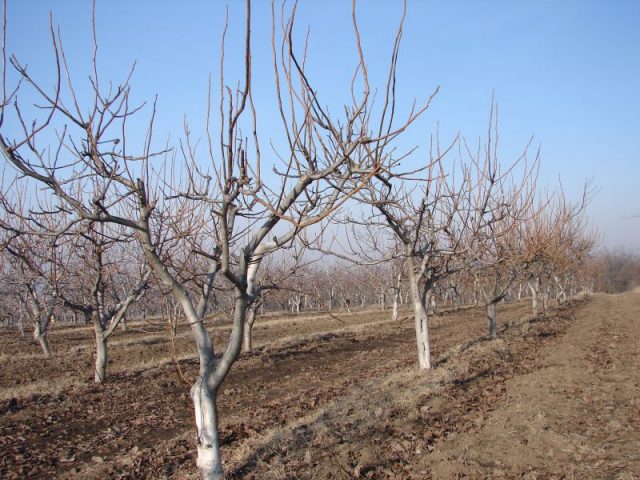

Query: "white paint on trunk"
<box><xmin>528</xmin><ymin>277</ymin><xmax>540</xmax><ymax>316</ymax></box>
<box><xmin>33</xmin><ymin>322</ymin><xmax>51</xmax><ymax>357</ymax></box>
<box><xmin>242</xmin><ymin>307</ymin><xmax>257</xmax><ymax>353</ymax></box>
<box><xmin>191</xmin><ymin>380</ymin><xmax>224</xmax><ymax>480</ymax></box>
<box><xmin>94</xmin><ymin>329</ymin><xmax>108</xmax><ymax>383</ymax></box>
<box><xmin>486</xmin><ymin>302</ymin><xmax>497</xmax><ymax>338</ymax></box>
<box><xmin>407</xmin><ymin>254</ymin><xmax>432</xmax><ymax>370</ymax></box>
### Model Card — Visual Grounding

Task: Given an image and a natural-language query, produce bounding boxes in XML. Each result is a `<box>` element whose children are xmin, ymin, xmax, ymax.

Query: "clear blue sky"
<box><xmin>4</xmin><ymin>0</ymin><xmax>640</xmax><ymax>250</ymax></box>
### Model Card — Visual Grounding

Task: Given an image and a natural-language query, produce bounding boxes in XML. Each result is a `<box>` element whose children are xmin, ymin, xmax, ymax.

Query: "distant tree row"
<box><xmin>592</xmin><ymin>248</ymin><xmax>640</xmax><ymax>293</ymax></box>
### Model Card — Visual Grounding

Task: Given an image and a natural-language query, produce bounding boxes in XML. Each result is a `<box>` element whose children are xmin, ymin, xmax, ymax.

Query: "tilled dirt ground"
<box><xmin>0</xmin><ymin>293</ymin><xmax>638</xmax><ymax>479</ymax></box>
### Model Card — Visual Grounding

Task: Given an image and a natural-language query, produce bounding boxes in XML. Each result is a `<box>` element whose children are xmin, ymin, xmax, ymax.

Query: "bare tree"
<box><xmin>353</xmin><ymin>128</ymin><xmax>516</xmax><ymax>368</ymax></box>
<box><xmin>519</xmin><ymin>183</ymin><xmax>595</xmax><ymax>314</ymax></box>
<box><xmin>0</xmin><ymin>230</ymin><xmax>57</xmax><ymax>355</ymax></box>
<box><xmin>55</xmin><ymin>222</ymin><xmax>151</xmax><ymax>382</ymax></box>
<box><xmin>0</xmin><ymin>185</ymin><xmax>65</xmax><ymax>356</ymax></box>
<box><xmin>0</xmin><ymin>0</ymin><xmax>429</xmax><ymax>477</ymax></box>
<box><xmin>241</xmin><ymin>247</ymin><xmax>308</xmax><ymax>352</ymax></box>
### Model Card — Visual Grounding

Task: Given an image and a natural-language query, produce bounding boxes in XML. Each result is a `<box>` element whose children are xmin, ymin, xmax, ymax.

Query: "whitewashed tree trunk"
<box><xmin>93</xmin><ymin>312</ymin><xmax>108</xmax><ymax>383</ymax></box>
<box><xmin>390</xmin><ymin>271</ymin><xmax>401</xmax><ymax>322</ymax></box>
<box><xmin>472</xmin><ymin>276</ymin><xmax>480</xmax><ymax>306</ymax></box>
<box><xmin>527</xmin><ymin>276</ymin><xmax>540</xmax><ymax>315</ymax></box>
<box><xmin>191</xmin><ymin>374</ymin><xmax>223</xmax><ymax>480</ymax></box>
<box><xmin>486</xmin><ymin>301</ymin><xmax>497</xmax><ymax>338</ymax></box>
<box><xmin>407</xmin><ymin>255</ymin><xmax>431</xmax><ymax>370</ymax></box>
<box><xmin>89</xmin><ymin>270</ymin><xmax>149</xmax><ymax>383</ymax></box>
<box><xmin>17</xmin><ymin>310</ymin><xmax>25</xmax><ymax>336</ymax></box>
<box><xmin>542</xmin><ymin>287</ymin><xmax>550</xmax><ymax>311</ymax></box>
<box><xmin>554</xmin><ymin>275</ymin><xmax>567</xmax><ymax>304</ymax></box>
<box><xmin>430</xmin><ymin>295</ymin><xmax>438</xmax><ymax>315</ymax></box>
<box><xmin>242</xmin><ymin>305</ymin><xmax>257</xmax><ymax>353</ymax></box>
<box><xmin>391</xmin><ymin>292</ymin><xmax>399</xmax><ymax>322</ymax></box>
<box><xmin>33</xmin><ymin>320</ymin><xmax>51</xmax><ymax>357</ymax></box>
<box><xmin>24</xmin><ymin>286</ymin><xmax>55</xmax><ymax>357</ymax></box>
<box><xmin>189</xmin><ymin>290</ymin><xmax>246</xmax><ymax>480</ymax></box>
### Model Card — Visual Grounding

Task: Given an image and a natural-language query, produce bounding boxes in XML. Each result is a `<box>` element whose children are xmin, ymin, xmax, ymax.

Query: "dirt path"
<box><xmin>425</xmin><ymin>292</ymin><xmax>640</xmax><ymax>479</ymax></box>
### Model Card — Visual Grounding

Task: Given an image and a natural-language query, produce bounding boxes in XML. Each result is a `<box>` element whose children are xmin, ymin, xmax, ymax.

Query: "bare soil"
<box><xmin>0</xmin><ymin>293</ymin><xmax>638</xmax><ymax>479</ymax></box>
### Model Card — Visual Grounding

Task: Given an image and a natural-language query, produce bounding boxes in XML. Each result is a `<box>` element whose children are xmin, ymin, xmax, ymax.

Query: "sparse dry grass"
<box><xmin>0</xmin><ymin>376</ymin><xmax>86</xmax><ymax>402</ymax></box>
<box><xmin>222</xmin><ymin>325</ymin><xmax>504</xmax><ymax>477</ymax></box>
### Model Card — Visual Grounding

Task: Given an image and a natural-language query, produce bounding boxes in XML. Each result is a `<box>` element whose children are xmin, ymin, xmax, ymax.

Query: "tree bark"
<box><xmin>430</xmin><ymin>295</ymin><xmax>438</xmax><ymax>315</ymax></box>
<box><xmin>242</xmin><ymin>306</ymin><xmax>257</xmax><ymax>353</ymax></box>
<box><xmin>191</xmin><ymin>376</ymin><xmax>223</xmax><ymax>480</ymax></box>
<box><xmin>527</xmin><ymin>276</ymin><xmax>540</xmax><ymax>316</ymax></box>
<box><xmin>33</xmin><ymin>322</ymin><xmax>51</xmax><ymax>357</ymax></box>
<box><xmin>391</xmin><ymin>292</ymin><xmax>399</xmax><ymax>322</ymax></box>
<box><xmin>94</xmin><ymin>322</ymin><xmax>108</xmax><ymax>383</ymax></box>
<box><xmin>486</xmin><ymin>301</ymin><xmax>497</xmax><ymax>339</ymax></box>
<box><xmin>391</xmin><ymin>271</ymin><xmax>401</xmax><ymax>322</ymax></box>
<box><xmin>406</xmin><ymin>254</ymin><xmax>431</xmax><ymax>370</ymax></box>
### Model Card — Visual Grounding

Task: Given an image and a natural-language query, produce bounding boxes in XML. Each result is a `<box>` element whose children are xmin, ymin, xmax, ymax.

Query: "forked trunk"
<box><xmin>190</xmin><ymin>290</ymin><xmax>247</xmax><ymax>479</ymax></box>
<box><xmin>26</xmin><ymin>293</ymin><xmax>54</xmax><ymax>357</ymax></box>
<box><xmin>191</xmin><ymin>376</ymin><xmax>223</xmax><ymax>480</ymax></box>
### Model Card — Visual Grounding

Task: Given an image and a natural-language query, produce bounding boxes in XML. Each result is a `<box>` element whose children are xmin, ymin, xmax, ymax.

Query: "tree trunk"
<box><xmin>18</xmin><ymin>312</ymin><xmax>25</xmax><ymax>336</ymax></box>
<box><xmin>554</xmin><ymin>275</ymin><xmax>567</xmax><ymax>304</ymax></box>
<box><xmin>486</xmin><ymin>301</ymin><xmax>497</xmax><ymax>338</ymax></box>
<box><xmin>527</xmin><ymin>277</ymin><xmax>540</xmax><ymax>316</ymax></box>
<box><xmin>242</xmin><ymin>307</ymin><xmax>256</xmax><ymax>353</ymax></box>
<box><xmin>391</xmin><ymin>271</ymin><xmax>401</xmax><ymax>321</ymax></box>
<box><xmin>94</xmin><ymin>329</ymin><xmax>108</xmax><ymax>383</ymax></box>
<box><xmin>191</xmin><ymin>376</ymin><xmax>223</xmax><ymax>480</ymax></box>
<box><xmin>189</xmin><ymin>287</ymin><xmax>246</xmax><ymax>480</ymax></box>
<box><xmin>391</xmin><ymin>290</ymin><xmax>399</xmax><ymax>322</ymax></box>
<box><xmin>91</xmin><ymin>312</ymin><xmax>108</xmax><ymax>383</ymax></box>
<box><xmin>473</xmin><ymin>277</ymin><xmax>480</xmax><ymax>306</ymax></box>
<box><xmin>33</xmin><ymin>322</ymin><xmax>51</xmax><ymax>357</ymax></box>
<box><xmin>406</xmin><ymin>254</ymin><xmax>431</xmax><ymax>370</ymax></box>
